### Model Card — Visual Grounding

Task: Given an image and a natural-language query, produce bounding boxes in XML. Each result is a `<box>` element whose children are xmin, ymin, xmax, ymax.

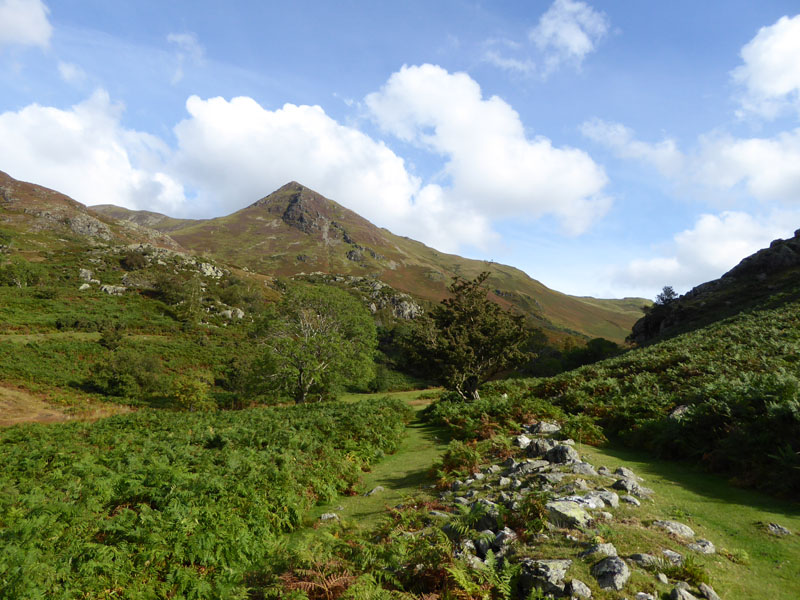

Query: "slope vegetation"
<box><xmin>93</xmin><ymin>181</ymin><xmax>644</xmax><ymax>342</ymax></box>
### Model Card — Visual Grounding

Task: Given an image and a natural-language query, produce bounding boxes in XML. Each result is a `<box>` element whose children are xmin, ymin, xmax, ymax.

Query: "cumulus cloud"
<box><xmin>732</xmin><ymin>14</ymin><xmax>800</xmax><ymax>119</ymax></box>
<box><xmin>580</xmin><ymin>118</ymin><xmax>684</xmax><ymax>176</ymax></box>
<box><xmin>696</xmin><ymin>129</ymin><xmax>800</xmax><ymax>202</ymax></box>
<box><xmin>0</xmin><ymin>0</ymin><xmax>51</xmax><ymax>48</ymax></box>
<box><xmin>365</xmin><ymin>64</ymin><xmax>610</xmax><ymax>236</ymax></box>
<box><xmin>613</xmin><ymin>211</ymin><xmax>795</xmax><ymax>295</ymax></box>
<box><xmin>167</xmin><ymin>32</ymin><xmax>204</xmax><ymax>84</ymax></box>
<box><xmin>530</xmin><ymin>0</ymin><xmax>609</xmax><ymax>75</ymax></box>
<box><xmin>0</xmin><ymin>89</ymin><xmax>187</xmax><ymax>214</ymax></box>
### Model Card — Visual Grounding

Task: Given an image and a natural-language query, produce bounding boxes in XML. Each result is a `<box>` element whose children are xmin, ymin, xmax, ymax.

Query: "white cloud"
<box><xmin>580</xmin><ymin>118</ymin><xmax>684</xmax><ymax>176</ymax></box>
<box><xmin>0</xmin><ymin>89</ymin><xmax>187</xmax><ymax>214</ymax></box>
<box><xmin>613</xmin><ymin>211</ymin><xmax>795</xmax><ymax>295</ymax></box>
<box><xmin>167</xmin><ymin>32</ymin><xmax>204</xmax><ymax>84</ymax></box>
<box><xmin>732</xmin><ymin>14</ymin><xmax>800</xmax><ymax>118</ymax></box>
<box><xmin>529</xmin><ymin>0</ymin><xmax>609</xmax><ymax>75</ymax></box>
<box><xmin>696</xmin><ymin>129</ymin><xmax>800</xmax><ymax>202</ymax></box>
<box><xmin>57</xmin><ymin>61</ymin><xmax>86</xmax><ymax>84</ymax></box>
<box><xmin>365</xmin><ymin>64</ymin><xmax>610</xmax><ymax>236</ymax></box>
<box><xmin>0</xmin><ymin>0</ymin><xmax>51</xmax><ymax>48</ymax></box>
<box><xmin>482</xmin><ymin>49</ymin><xmax>536</xmax><ymax>76</ymax></box>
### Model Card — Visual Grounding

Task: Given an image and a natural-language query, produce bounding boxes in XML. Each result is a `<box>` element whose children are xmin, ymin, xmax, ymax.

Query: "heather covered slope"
<box><xmin>94</xmin><ymin>181</ymin><xmax>644</xmax><ymax>342</ymax></box>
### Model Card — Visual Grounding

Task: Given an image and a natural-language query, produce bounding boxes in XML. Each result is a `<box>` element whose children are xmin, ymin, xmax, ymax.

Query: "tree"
<box><xmin>655</xmin><ymin>285</ymin><xmax>678</xmax><ymax>305</ymax></box>
<box><xmin>253</xmin><ymin>284</ymin><xmax>377</xmax><ymax>403</ymax></box>
<box><xmin>408</xmin><ymin>272</ymin><xmax>530</xmax><ymax>401</ymax></box>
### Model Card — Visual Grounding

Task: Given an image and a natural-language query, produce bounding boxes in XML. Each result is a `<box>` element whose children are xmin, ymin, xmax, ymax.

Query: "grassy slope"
<box><xmin>93</xmin><ymin>183</ymin><xmax>644</xmax><ymax>343</ymax></box>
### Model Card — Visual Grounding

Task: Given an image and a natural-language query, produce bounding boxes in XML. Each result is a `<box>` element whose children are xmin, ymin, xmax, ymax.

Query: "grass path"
<box><xmin>308</xmin><ymin>390</ymin><xmax>450</xmax><ymax>528</ymax></box>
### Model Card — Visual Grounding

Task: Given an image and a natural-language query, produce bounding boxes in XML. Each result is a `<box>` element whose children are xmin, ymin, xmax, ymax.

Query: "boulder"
<box><xmin>591</xmin><ymin>556</ymin><xmax>630</xmax><ymax>590</ymax></box>
<box><xmin>662</xmin><ymin>549</ymin><xmax>683</xmax><ymax>565</ymax></box>
<box><xmin>79</xmin><ymin>283</ymin><xmax>91</xmax><ymax>291</ymax></box>
<box><xmin>698</xmin><ymin>582</ymin><xmax>722</xmax><ymax>600</ymax></box>
<box><xmin>518</xmin><ymin>559</ymin><xmax>572</xmax><ymax>597</ymax></box>
<box><xmin>621</xmin><ymin>494</ymin><xmax>641</xmax><ymax>506</ymax></box>
<box><xmin>319</xmin><ymin>513</ymin><xmax>339</xmax><ymax>521</ymax></box>
<box><xmin>79</xmin><ymin>268</ymin><xmax>93</xmax><ymax>282</ymax></box>
<box><xmin>572</xmin><ymin>462</ymin><xmax>598</xmax><ymax>476</ymax></box>
<box><xmin>546</xmin><ymin>444</ymin><xmax>581</xmax><ymax>464</ymax></box>
<box><xmin>546</xmin><ymin>500</ymin><xmax>594</xmax><ymax>528</ymax></box>
<box><xmin>614</xmin><ymin>466</ymin><xmax>642</xmax><ymax>480</ymax></box>
<box><xmin>100</xmin><ymin>284</ymin><xmax>126</xmax><ymax>295</ymax></box>
<box><xmin>688</xmin><ymin>539</ymin><xmax>715</xmax><ymax>554</ymax></box>
<box><xmin>567</xmin><ymin>578</ymin><xmax>593</xmax><ymax>598</ymax></box>
<box><xmin>593</xmin><ymin>490</ymin><xmax>620</xmax><ymax>508</ymax></box>
<box><xmin>670</xmin><ymin>588</ymin><xmax>699</xmax><ymax>600</ymax></box>
<box><xmin>636</xmin><ymin>594</ymin><xmax>657</xmax><ymax>600</ymax></box>
<box><xmin>579</xmin><ymin>542</ymin><xmax>618</xmax><ymax>559</ymax></box>
<box><xmin>514</xmin><ymin>434</ymin><xmax>532</xmax><ymax>449</ymax></box>
<box><xmin>530</xmin><ymin>421</ymin><xmax>561</xmax><ymax>434</ymax></box>
<box><xmin>766</xmin><ymin>522</ymin><xmax>792</xmax><ymax>536</ymax></box>
<box><xmin>628</xmin><ymin>553</ymin><xmax>658</xmax><ymax>567</ymax></box>
<box><xmin>527</xmin><ymin>438</ymin><xmax>557</xmax><ymax>457</ymax></box>
<box><xmin>653</xmin><ymin>520</ymin><xmax>695</xmax><ymax>539</ymax></box>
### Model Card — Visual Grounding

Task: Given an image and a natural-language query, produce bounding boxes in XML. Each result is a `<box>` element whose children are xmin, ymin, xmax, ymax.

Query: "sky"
<box><xmin>1</xmin><ymin>1</ymin><xmax>800</xmax><ymax>299</ymax></box>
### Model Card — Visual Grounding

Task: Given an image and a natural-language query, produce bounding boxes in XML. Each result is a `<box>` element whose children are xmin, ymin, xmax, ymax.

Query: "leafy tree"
<box><xmin>252</xmin><ymin>284</ymin><xmax>377</xmax><ymax>403</ymax></box>
<box><xmin>408</xmin><ymin>272</ymin><xmax>530</xmax><ymax>401</ymax></box>
<box><xmin>655</xmin><ymin>285</ymin><xmax>678</xmax><ymax>305</ymax></box>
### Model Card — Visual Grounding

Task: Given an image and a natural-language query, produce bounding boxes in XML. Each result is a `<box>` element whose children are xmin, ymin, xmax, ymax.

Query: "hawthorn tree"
<box><xmin>409</xmin><ymin>272</ymin><xmax>531</xmax><ymax>401</ymax></box>
<box><xmin>253</xmin><ymin>284</ymin><xmax>376</xmax><ymax>403</ymax></box>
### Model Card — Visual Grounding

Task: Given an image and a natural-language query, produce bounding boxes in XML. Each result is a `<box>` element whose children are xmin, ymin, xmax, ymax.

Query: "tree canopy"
<box><xmin>408</xmin><ymin>272</ymin><xmax>530</xmax><ymax>400</ymax></box>
<box><xmin>253</xmin><ymin>284</ymin><xmax>376</xmax><ymax>403</ymax></box>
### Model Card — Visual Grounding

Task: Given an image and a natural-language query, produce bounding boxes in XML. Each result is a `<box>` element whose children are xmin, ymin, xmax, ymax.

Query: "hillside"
<box><xmin>630</xmin><ymin>229</ymin><xmax>800</xmax><ymax>344</ymax></box>
<box><xmin>92</xmin><ymin>181</ymin><xmax>644</xmax><ymax>342</ymax></box>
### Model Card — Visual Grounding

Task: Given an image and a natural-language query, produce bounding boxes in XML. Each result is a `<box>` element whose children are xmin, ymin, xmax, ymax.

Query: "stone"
<box><xmin>515</xmin><ymin>459</ymin><xmax>550</xmax><ymax>474</ymax></box>
<box><xmin>688</xmin><ymin>539</ymin><xmax>715</xmax><ymax>554</ymax></box>
<box><xmin>527</xmin><ymin>438</ymin><xmax>558</xmax><ymax>457</ymax></box>
<box><xmin>519</xmin><ymin>559</ymin><xmax>572</xmax><ymax>597</ymax></box>
<box><xmin>579</xmin><ymin>543</ymin><xmax>618</xmax><ymax>559</ymax></box>
<box><xmin>485</xmin><ymin>464</ymin><xmax>502</xmax><ymax>474</ymax></box>
<box><xmin>473</xmin><ymin>472</ymin><xmax>486</xmax><ymax>481</ymax></box>
<box><xmin>451</xmin><ymin>480</ymin><xmax>463</xmax><ymax>491</ymax></box>
<box><xmin>653</xmin><ymin>520</ymin><xmax>695</xmax><ymax>539</ymax></box>
<box><xmin>100</xmin><ymin>284</ymin><xmax>126</xmax><ymax>295</ymax></box>
<box><xmin>559</xmin><ymin>494</ymin><xmax>605</xmax><ymax>510</ymax></box>
<box><xmin>598</xmin><ymin>511</ymin><xmax>613</xmax><ymax>521</ymax></box>
<box><xmin>628</xmin><ymin>553</ymin><xmax>659</xmax><ymax>567</ymax></box>
<box><xmin>567</xmin><ymin>578</ymin><xmax>593</xmax><ymax>598</ymax></box>
<box><xmin>498</xmin><ymin>476</ymin><xmax>511</xmax><ymax>487</ymax></box>
<box><xmin>198</xmin><ymin>262</ymin><xmax>224</xmax><ymax>278</ymax></box>
<box><xmin>593</xmin><ymin>490</ymin><xmax>620</xmax><ymax>508</ymax></box>
<box><xmin>319</xmin><ymin>513</ymin><xmax>339</xmax><ymax>521</ymax></box>
<box><xmin>364</xmin><ymin>486</ymin><xmax>385</xmax><ymax>497</ymax></box>
<box><xmin>766</xmin><ymin>522</ymin><xmax>792</xmax><ymax>536</ymax></box>
<box><xmin>621</xmin><ymin>495</ymin><xmax>641</xmax><ymax>506</ymax></box>
<box><xmin>670</xmin><ymin>588</ymin><xmax>699</xmax><ymax>600</ymax></box>
<box><xmin>540</xmin><ymin>472</ymin><xmax>566</xmax><ymax>485</ymax></box>
<box><xmin>474</xmin><ymin>530</ymin><xmax>495</xmax><ymax>557</ymax></box>
<box><xmin>612</xmin><ymin>478</ymin><xmax>653</xmax><ymax>497</ymax></box>
<box><xmin>546</xmin><ymin>500</ymin><xmax>594</xmax><ymax>528</ymax></box>
<box><xmin>79</xmin><ymin>268</ymin><xmax>93</xmax><ymax>281</ymax></box>
<box><xmin>669</xmin><ymin>405</ymin><xmax>691</xmax><ymax>420</ymax></box>
<box><xmin>597</xmin><ymin>466</ymin><xmax>612</xmax><ymax>476</ymax></box>
<box><xmin>572</xmin><ymin>462</ymin><xmax>598</xmax><ymax>476</ymax></box>
<box><xmin>79</xmin><ymin>283</ymin><xmax>91</xmax><ymax>291</ymax></box>
<box><xmin>591</xmin><ymin>556</ymin><xmax>630</xmax><ymax>590</ymax></box>
<box><xmin>698</xmin><ymin>582</ymin><xmax>722</xmax><ymax>600</ymax></box>
<box><xmin>515</xmin><ymin>434</ymin><xmax>532</xmax><ymax>449</ymax></box>
<box><xmin>636</xmin><ymin>594</ymin><xmax>656</xmax><ymax>600</ymax></box>
<box><xmin>657</xmin><ymin>573</ymin><xmax>669</xmax><ymax>584</ymax></box>
<box><xmin>614</xmin><ymin>466</ymin><xmax>641</xmax><ymax>480</ymax></box>
<box><xmin>546</xmin><ymin>444</ymin><xmax>581</xmax><ymax>464</ymax></box>
<box><xmin>661</xmin><ymin>549</ymin><xmax>683</xmax><ymax>565</ymax></box>
<box><xmin>531</xmin><ymin>421</ymin><xmax>561</xmax><ymax>434</ymax></box>
<box><xmin>494</xmin><ymin>527</ymin><xmax>517</xmax><ymax>548</ymax></box>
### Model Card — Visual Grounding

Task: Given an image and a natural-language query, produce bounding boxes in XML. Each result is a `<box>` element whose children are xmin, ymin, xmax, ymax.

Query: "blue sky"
<box><xmin>2</xmin><ymin>1</ymin><xmax>800</xmax><ymax>299</ymax></box>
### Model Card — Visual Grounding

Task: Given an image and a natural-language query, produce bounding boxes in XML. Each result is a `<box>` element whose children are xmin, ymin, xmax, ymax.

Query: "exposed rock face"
<box><xmin>630</xmin><ymin>228</ymin><xmax>800</xmax><ymax>344</ymax></box>
<box><xmin>546</xmin><ymin>500</ymin><xmax>593</xmax><ymax>528</ymax></box>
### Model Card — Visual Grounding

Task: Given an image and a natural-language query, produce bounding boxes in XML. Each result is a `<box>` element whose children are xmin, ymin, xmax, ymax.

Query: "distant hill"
<box><xmin>92</xmin><ymin>181</ymin><xmax>644</xmax><ymax>342</ymax></box>
<box><xmin>630</xmin><ymin>229</ymin><xmax>800</xmax><ymax>344</ymax></box>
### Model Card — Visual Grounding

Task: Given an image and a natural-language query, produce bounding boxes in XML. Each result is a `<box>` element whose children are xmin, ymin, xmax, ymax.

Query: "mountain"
<box><xmin>92</xmin><ymin>181</ymin><xmax>643</xmax><ymax>342</ymax></box>
<box><xmin>0</xmin><ymin>170</ymin><xmax>182</xmax><ymax>251</ymax></box>
<box><xmin>630</xmin><ymin>228</ymin><xmax>800</xmax><ymax>344</ymax></box>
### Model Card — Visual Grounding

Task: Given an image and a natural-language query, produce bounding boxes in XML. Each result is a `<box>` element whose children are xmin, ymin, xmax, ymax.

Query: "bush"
<box><xmin>120</xmin><ymin>250</ymin><xmax>147</xmax><ymax>271</ymax></box>
<box><xmin>91</xmin><ymin>347</ymin><xmax>165</xmax><ymax>399</ymax></box>
<box><xmin>170</xmin><ymin>374</ymin><xmax>216</xmax><ymax>411</ymax></box>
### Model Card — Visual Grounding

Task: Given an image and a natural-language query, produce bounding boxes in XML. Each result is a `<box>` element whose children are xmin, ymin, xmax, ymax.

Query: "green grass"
<box><xmin>312</xmin><ymin>390</ymin><xmax>450</xmax><ymax>526</ymax></box>
<box><xmin>577</xmin><ymin>443</ymin><xmax>800</xmax><ymax>599</ymax></box>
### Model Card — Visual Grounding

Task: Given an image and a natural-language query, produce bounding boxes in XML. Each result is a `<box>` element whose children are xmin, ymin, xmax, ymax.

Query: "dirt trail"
<box><xmin>0</xmin><ymin>384</ymin><xmax>129</xmax><ymax>427</ymax></box>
